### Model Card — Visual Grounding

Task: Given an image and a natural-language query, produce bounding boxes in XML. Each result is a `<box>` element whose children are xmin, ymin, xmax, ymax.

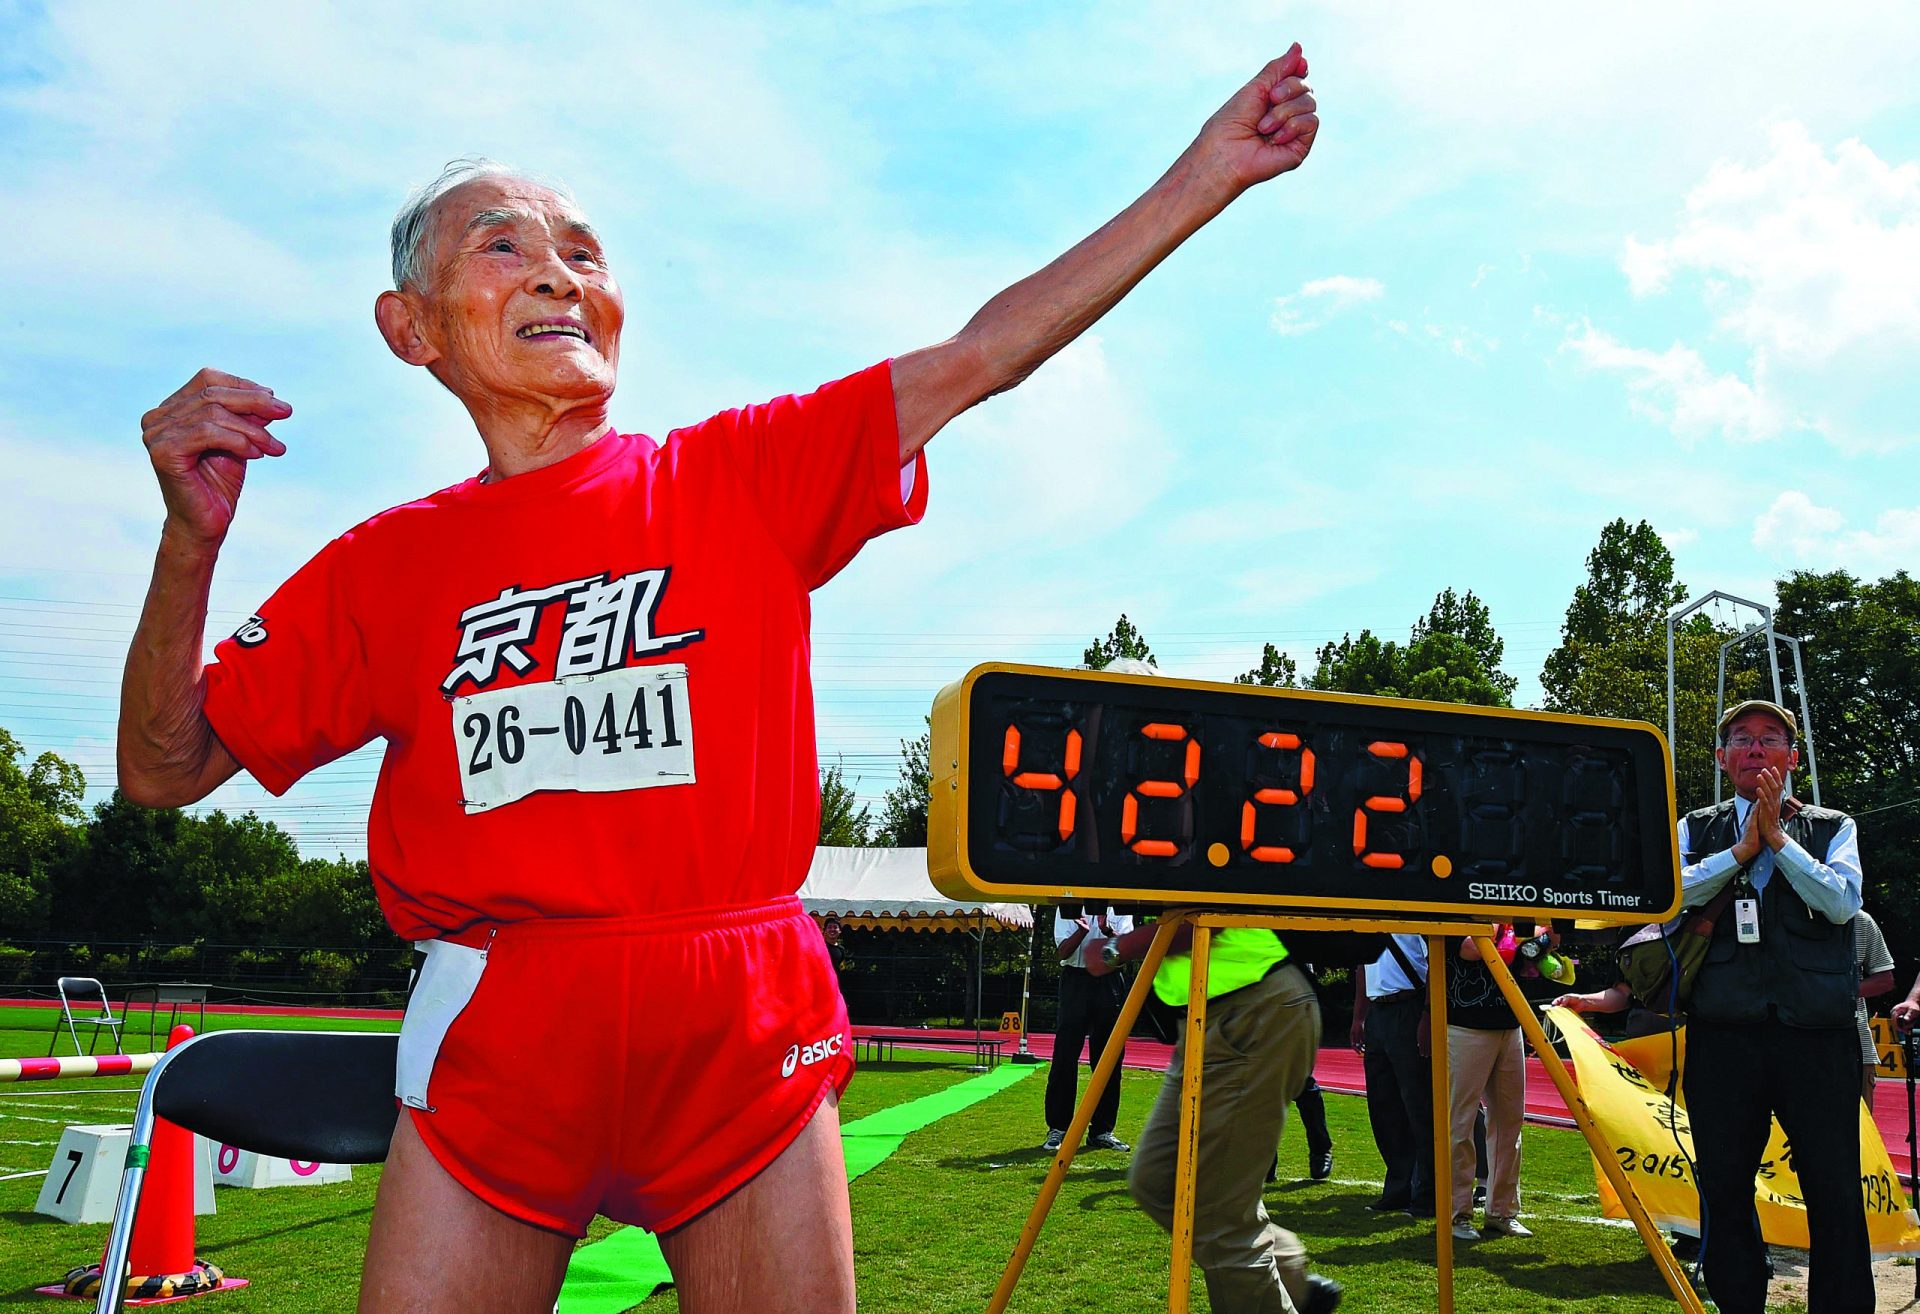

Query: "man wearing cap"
<box><xmin>1678</xmin><ymin>699</ymin><xmax>1868</xmax><ymax>1314</ymax></box>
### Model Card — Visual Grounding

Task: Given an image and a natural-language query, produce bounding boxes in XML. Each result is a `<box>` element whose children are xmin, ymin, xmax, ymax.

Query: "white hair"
<box><xmin>388</xmin><ymin>157</ymin><xmax>580</xmax><ymax>291</ymax></box>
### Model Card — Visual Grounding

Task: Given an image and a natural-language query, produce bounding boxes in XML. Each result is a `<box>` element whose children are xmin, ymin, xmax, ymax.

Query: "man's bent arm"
<box><xmin>1678</xmin><ymin>815</ymin><xmax>1743</xmax><ymax>905</ymax></box>
<box><xmin>1774</xmin><ymin>816</ymin><xmax>1863</xmax><ymax>924</ymax></box>
<box><xmin>118</xmin><ymin>526</ymin><xmax>242</xmax><ymax>807</ymax></box>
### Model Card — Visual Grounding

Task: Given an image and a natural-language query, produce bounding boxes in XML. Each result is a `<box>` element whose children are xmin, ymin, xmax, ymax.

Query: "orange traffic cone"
<box><xmin>48</xmin><ymin>1024</ymin><xmax>246</xmax><ymax>1303</ymax></box>
<box><xmin>126</xmin><ymin>1025</ymin><xmax>200</xmax><ymax>1281</ymax></box>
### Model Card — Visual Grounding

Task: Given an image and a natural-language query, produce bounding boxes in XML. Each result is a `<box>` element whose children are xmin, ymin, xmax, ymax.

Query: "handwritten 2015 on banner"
<box><xmin>1548</xmin><ymin>1006</ymin><xmax>1920</xmax><ymax>1254</ymax></box>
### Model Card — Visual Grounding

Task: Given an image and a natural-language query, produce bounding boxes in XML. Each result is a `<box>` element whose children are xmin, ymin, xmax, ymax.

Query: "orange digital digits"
<box><xmin>1353</xmin><ymin>739</ymin><xmax>1422</xmax><ymax>869</ymax></box>
<box><xmin>1121</xmin><ymin>722</ymin><xmax>1198</xmax><ymax>857</ymax></box>
<box><xmin>1241</xmin><ymin>730</ymin><xmax>1315</xmax><ymax>863</ymax></box>
<box><xmin>1002</xmin><ymin>723</ymin><xmax>1081</xmax><ymax>843</ymax></box>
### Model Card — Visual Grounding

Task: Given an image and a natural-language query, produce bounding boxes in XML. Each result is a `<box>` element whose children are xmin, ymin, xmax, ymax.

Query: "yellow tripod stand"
<box><xmin>984</xmin><ymin>909</ymin><xmax>1707</xmax><ymax>1314</ymax></box>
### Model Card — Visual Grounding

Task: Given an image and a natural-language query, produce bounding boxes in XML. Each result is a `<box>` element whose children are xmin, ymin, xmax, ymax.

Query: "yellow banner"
<box><xmin>1546</xmin><ymin>1006</ymin><xmax>1920</xmax><ymax>1254</ymax></box>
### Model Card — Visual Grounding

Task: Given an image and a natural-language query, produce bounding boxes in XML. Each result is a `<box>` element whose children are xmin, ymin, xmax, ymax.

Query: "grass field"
<box><xmin>1</xmin><ymin>1003</ymin><xmax>1785</xmax><ymax>1312</ymax></box>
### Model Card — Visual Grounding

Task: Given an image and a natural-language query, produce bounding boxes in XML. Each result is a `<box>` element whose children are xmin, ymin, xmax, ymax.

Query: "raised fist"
<box><xmin>140</xmin><ymin>368</ymin><xmax>291</xmax><ymax>546</ymax></box>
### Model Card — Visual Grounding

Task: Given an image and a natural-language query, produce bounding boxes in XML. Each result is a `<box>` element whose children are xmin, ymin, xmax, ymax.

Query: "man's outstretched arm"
<box><xmin>891</xmin><ymin>47</ymin><xmax>1319</xmax><ymax>461</ymax></box>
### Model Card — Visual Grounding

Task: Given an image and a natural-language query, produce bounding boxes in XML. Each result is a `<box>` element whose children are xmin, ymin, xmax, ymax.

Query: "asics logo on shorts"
<box><xmin>781</xmin><ymin>1032</ymin><xmax>845</xmax><ymax>1078</ymax></box>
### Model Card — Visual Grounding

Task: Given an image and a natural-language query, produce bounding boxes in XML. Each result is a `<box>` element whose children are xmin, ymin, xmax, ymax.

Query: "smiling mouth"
<box><xmin>516</xmin><ymin>322</ymin><xmax>590</xmax><ymax>343</ymax></box>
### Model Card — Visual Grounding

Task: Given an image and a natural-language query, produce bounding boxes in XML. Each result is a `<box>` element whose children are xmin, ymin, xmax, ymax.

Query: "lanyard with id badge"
<box><xmin>1733</xmin><ymin>871</ymin><xmax>1761</xmax><ymax>944</ymax></box>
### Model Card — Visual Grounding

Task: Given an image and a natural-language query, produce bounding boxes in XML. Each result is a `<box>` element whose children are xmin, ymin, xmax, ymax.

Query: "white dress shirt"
<box><xmin>1367</xmin><ymin>934</ymin><xmax>1428</xmax><ymax>997</ymax></box>
<box><xmin>1677</xmin><ymin>793</ymin><xmax>1862</xmax><ymax>925</ymax></box>
<box><xmin>1055</xmin><ymin>907</ymin><xmax>1135</xmax><ymax>970</ymax></box>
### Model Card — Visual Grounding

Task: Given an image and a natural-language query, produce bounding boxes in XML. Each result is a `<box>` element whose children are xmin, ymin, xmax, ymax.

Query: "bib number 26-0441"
<box><xmin>453</xmin><ymin>664</ymin><xmax>694</xmax><ymax>813</ymax></box>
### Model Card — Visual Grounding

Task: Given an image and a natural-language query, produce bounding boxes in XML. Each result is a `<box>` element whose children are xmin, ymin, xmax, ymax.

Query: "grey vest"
<box><xmin>1683</xmin><ymin>799</ymin><xmax>1856</xmax><ymax>1029</ymax></box>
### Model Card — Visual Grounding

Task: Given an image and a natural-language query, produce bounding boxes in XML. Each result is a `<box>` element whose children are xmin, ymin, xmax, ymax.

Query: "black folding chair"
<box><xmin>94</xmin><ymin>1030</ymin><xmax>400</xmax><ymax>1314</ymax></box>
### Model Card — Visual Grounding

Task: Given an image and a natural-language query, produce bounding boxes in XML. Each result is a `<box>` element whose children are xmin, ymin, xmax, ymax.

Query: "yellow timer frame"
<box><xmin>928</xmin><ymin>663</ymin><xmax>1681</xmax><ymax>927</ymax></box>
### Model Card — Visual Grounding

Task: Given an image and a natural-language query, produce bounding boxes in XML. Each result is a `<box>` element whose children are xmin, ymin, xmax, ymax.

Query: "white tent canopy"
<box><xmin>798</xmin><ymin>847</ymin><xmax>1033</xmax><ymax>933</ymax></box>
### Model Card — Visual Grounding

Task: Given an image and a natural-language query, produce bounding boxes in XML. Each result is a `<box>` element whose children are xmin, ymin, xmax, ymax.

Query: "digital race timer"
<box><xmin>927</xmin><ymin>664</ymin><xmax>1680</xmax><ymax>926</ymax></box>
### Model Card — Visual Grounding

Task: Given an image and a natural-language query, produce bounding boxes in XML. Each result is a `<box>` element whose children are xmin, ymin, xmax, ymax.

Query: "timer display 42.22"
<box><xmin>928</xmin><ymin>665</ymin><xmax>1679</xmax><ymax>926</ymax></box>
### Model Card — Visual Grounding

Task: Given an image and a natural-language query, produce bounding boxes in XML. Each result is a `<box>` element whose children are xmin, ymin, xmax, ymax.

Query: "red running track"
<box><xmin>16</xmin><ymin>1000</ymin><xmax>1916</xmax><ymax>1182</ymax></box>
<box><xmin>1004</xmin><ymin>1031</ymin><xmax>1920</xmax><ymax>1180</ymax></box>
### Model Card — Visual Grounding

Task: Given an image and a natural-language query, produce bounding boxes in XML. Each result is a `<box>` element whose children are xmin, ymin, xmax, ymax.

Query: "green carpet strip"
<box><xmin>558</xmin><ymin>1062</ymin><xmax>1037</xmax><ymax>1313</ymax></box>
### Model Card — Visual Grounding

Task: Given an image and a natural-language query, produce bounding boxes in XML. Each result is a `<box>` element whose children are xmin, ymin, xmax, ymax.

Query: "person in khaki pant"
<box><xmin>1092</xmin><ymin>923</ymin><xmax>1342</xmax><ymax>1314</ymax></box>
<box><xmin>1444</xmin><ymin>931</ymin><xmax>1532</xmax><ymax>1241</ymax></box>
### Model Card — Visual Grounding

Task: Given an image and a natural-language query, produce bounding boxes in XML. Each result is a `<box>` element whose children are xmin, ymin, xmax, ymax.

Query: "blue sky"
<box><xmin>4</xmin><ymin>1</ymin><xmax>1918</xmax><ymax>858</ymax></box>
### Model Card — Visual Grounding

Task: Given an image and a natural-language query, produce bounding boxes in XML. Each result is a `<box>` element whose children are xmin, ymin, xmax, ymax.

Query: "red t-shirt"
<box><xmin>203</xmin><ymin>362</ymin><xmax>926</xmax><ymax>941</ymax></box>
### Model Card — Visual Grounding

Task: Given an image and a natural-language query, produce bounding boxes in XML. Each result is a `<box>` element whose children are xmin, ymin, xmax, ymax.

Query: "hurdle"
<box><xmin>1</xmin><ymin>1053</ymin><xmax>161</xmax><ymax>1083</ymax></box>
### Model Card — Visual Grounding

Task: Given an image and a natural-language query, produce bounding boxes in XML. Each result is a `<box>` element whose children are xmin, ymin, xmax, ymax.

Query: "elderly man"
<box><xmin>1679</xmin><ymin>699</ymin><xmax>1868</xmax><ymax>1314</ymax></box>
<box><xmin>118</xmin><ymin>52</ymin><xmax>1319</xmax><ymax>1314</ymax></box>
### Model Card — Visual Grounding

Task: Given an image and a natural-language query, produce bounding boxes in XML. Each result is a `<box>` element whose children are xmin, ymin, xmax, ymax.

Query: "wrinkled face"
<box><xmin>1714</xmin><ymin>710</ymin><xmax>1799</xmax><ymax>799</ymax></box>
<box><xmin>414</xmin><ymin>176</ymin><xmax>623</xmax><ymax>408</ymax></box>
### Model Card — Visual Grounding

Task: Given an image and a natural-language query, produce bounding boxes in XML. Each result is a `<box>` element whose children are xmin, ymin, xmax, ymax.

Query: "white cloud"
<box><xmin>1562</xmin><ymin>323</ymin><xmax>1793</xmax><ymax>444</ymax></box>
<box><xmin>1752</xmin><ymin>491</ymin><xmax>1920</xmax><ymax>571</ymax></box>
<box><xmin>1270</xmin><ymin>275</ymin><xmax>1385</xmax><ymax>335</ymax></box>
<box><xmin>1425</xmin><ymin>323</ymin><xmax>1498</xmax><ymax>363</ymax></box>
<box><xmin>1621</xmin><ymin>123</ymin><xmax>1920</xmax><ymax>362</ymax></box>
<box><xmin>1579</xmin><ymin>122</ymin><xmax>1920</xmax><ymax>451</ymax></box>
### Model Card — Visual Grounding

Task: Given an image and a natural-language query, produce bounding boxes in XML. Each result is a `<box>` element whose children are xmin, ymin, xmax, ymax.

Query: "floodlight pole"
<box><xmin>1667</xmin><ymin>590</ymin><xmax>1820</xmax><ymax>806</ymax></box>
<box><xmin>1786</xmin><ymin>635</ymin><xmax>1821</xmax><ymax>807</ymax></box>
<box><xmin>1713</xmin><ymin>621</ymin><xmax>1769</xmax><ymax>807</ymax></box>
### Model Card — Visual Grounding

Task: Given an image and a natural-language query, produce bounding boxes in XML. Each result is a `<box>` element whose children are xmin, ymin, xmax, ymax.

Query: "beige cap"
<box><xmin>1716</xmin><ymin>699</ymin><xmax>1799</xmax><ymax>742</ymax></box>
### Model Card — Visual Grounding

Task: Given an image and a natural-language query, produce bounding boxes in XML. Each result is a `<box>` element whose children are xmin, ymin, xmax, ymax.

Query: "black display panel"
<box><xmin>928</xmin><ymin>665</ymin><xmax>1679</xmax><ymax>925</ymax></box>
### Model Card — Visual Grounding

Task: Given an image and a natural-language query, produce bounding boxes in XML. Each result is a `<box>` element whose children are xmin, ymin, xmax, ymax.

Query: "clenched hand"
<box><xmin>141</xmin><ymin>368</ymin><xmax>292</xmax><ymax>547</ymax></box>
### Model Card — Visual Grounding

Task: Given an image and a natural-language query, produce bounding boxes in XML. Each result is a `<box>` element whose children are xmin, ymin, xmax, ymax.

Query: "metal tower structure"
<box><xmin>1666</xmin><ymin>590</ymin><xmax>1821</xmax><ymax>806</ymax></box>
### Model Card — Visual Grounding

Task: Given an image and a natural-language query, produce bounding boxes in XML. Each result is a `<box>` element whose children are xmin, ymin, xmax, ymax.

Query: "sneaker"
<box><xmin>1451</xmin><ymin>1213</ymin><xmax>1479</xmax><ymax>1241</ymax></box>
<box><xmin>1300</xmin><ymin>1273</ymin><xmax>1343</xmax><ymax>1314</ymax></box>
<box><xmin>1042</xmin><ymin>1128</ymin><xmax>1065</xmax><ymax>1151</ymax></box>
<box><xmin>1481</xmin><ymin>1214</ymin><xmax>1533</xmax><ymax>1238</ymax></box>
<box><xmin>1086</xmin><ymin>1131</ymin><xmax>1131</xmax><ymax>1152</ymax></box>
<box><xmin>1309</xmin><ymin>1149</ymin><xmax>1334</xmax><ymax>1181</ymax></box>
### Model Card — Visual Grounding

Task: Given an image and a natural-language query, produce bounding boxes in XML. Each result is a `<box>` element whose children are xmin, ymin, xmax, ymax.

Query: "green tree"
<box><xmin>1774</xmin><ymin>570</ymin><xmax>1920</xmax><ymax>796</ymax></box>
<box><xmin>875</xmin><ymin>721</ymin><xmax>931</xmax><ymax>847</ymax></box>
<box><xmin>266</xmin><ymin>856</ymin><xmax>390</xmax><ymax>950</ymax></box>
<box><xmin>1541</xmin><ymin>518</ymin><xmax>1689</xmax><ymax>694</ymax></box>
<box><xmin>0</xmin><ymin>729</ymin><xmax>86</xmax><ymax>936</ymax></box>
<box><xmin>171</xmin><ymin>809</ymin><xmax>302</xmax><ymax>941</ymax></box>
<box><xmin>1235</xmin><ymin>643</ymin><xmax>1300</xmax><ymax>688</ymax></box>
<box><xmin>818</xmin><ymin>761</ymin><xmax>873</xmax><ymax>847</ymax></box>
<box><xmin>1306</xmin><ymin>590</ymin><xmax>1515</xmax><ymax>707</ymax></box>
<box><xmin>1774</xmin><ymin>569</ymin><xmax>1920</xmax><ymax>974</ymax></box>
<box><xmin>1415</xmin><ymin>587</ymin><xmax>1517</xmax><ymax>701</ymax></box>
<box><xmin>1539</xmin><ymin>519</ymin><xmax>1758</xmax><ymax>809</ymax></box>
<box><xmin>1082</xmin><ymin>614</ymin><xmax>1155</xmax><ymax>670</ymax></box>
<box><xmin>51</xmin><ymin>790</ymin><xmax>186</xmax><ymax>939</ymax></box>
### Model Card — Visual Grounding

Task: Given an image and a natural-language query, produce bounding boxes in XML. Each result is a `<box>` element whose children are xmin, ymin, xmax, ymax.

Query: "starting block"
<box><xmin>213</xmin><ymin>1141</ymin><xmax>352</xmax><ymax>1189</ymax></box>
<box><xmin>36</xmin><ymin>1124</ymin><xmax>214</xmax><ymax>1224</ymax></box>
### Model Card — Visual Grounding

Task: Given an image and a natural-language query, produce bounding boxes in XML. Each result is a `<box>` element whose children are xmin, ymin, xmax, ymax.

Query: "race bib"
<box><xmin>452</xmin><ymin>664</ymin><xmax>694</xmax><ymax>813</ymax></box>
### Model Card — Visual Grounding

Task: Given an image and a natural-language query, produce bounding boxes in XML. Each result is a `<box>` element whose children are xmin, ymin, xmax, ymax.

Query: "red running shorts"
<box><xmin>397</xmin><ymin>896</ymin><xmax>853</xmax><ymax>1235</ymax></box>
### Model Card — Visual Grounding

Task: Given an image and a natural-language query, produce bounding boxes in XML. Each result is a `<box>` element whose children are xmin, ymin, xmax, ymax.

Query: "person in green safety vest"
<box><xmin>1090</xmin><ymin>919</ymin><xmax>1343</xmax><ymax>1313</ymax></box>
